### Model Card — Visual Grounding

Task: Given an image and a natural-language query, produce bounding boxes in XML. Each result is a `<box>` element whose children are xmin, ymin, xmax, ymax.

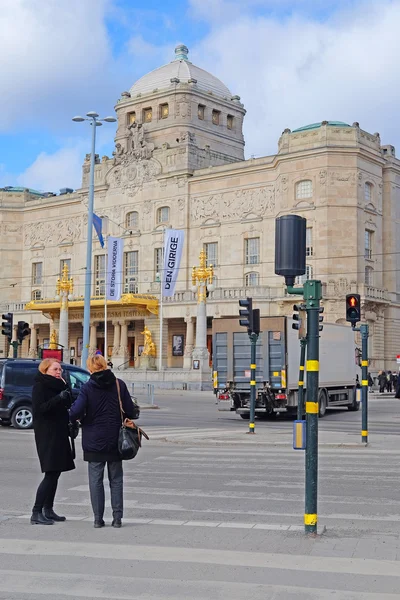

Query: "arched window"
<box><xmin>296</xmin><ymin>180</ymin><xmax>313</xmax><ymax>199</ymax></box>
<box><xmin>245</xmin><ymin>272</ymin><xmax>259</xmax><ymax>287</ymax></box>
<box><xmin>365</xmin><ymin>182</ymin><xmax>373</xmax><ymax>203</ymax></box>
<box><xmin>31</xmin><ymin>289</ymin><xmax>42</xmax><ymax>301</ymax></box>
<box><xmin>365</xmin><ymin>266</ymin><xmax>373</xmax><ymax>285</ymax></box>
<box><xmin>157</xmin><ymin>206</ymin><xmax>170</xmax><ymax>224</ymax></box>
<box><xmin>126</xmin><ymin>211</ymin><xmax>139</xmax><ymax>229</ymax></box>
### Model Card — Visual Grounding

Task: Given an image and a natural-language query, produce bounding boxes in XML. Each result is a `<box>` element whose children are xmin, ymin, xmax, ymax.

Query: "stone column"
<box><xmin>59</xmin><ymin>292</ymin><xmax>69</xmax><ymax>363</ymax></box>
<box><xmin>89</xmin><ymin>322</ymin><xmax>98</xmax><ymax>357</ymax></box>
<box><xmin>112</xmin><ymin>321</ymin><xmax>121</xmax><ymax>356</ymax></box>
<box><xmin>192</xmin><ymin>282</ymin><xmax>209</xmax><ymax>368</ymax></box>
<box><xmin>28</xmin><ymin>326</ymin><xmax>37</xmax><ymax>358</ymax></box>
<box><xmin>183</xmin><ymin>316</ymin><xmax>194</xmax><ymax>369</ymax></box>
<box><xmin>120</xmin><ymin>321</ymin><xmax>128</xmax><ymax>358</ymax></box>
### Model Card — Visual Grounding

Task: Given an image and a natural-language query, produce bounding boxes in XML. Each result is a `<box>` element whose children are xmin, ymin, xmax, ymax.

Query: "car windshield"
<box><xmin>67</xmin><ymin>370</ymin><xmax>90</xmax><ymax>391</ymax></box>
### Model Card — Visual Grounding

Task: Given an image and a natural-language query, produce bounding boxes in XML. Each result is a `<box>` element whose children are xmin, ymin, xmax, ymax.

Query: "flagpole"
<box><xmin>104</xmin><ymin>234</ymin><xmax>108</xmax><ymax>361</ymax></box>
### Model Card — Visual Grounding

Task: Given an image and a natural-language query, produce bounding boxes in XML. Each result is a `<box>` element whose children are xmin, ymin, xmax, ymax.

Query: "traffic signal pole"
<box><xmin>352</xmin><ymin>323</ymin><xmax>369</xmax><ymax>444</ymax></box>
<box><xmin>249</xmin><ymin>332</ymin><xmax>257</xmax><ymax>434</ymax></box>
<box><xmin>297</xmin><ymin>338</ymin><xmax>307</xmax><ymax>420</ymax></box>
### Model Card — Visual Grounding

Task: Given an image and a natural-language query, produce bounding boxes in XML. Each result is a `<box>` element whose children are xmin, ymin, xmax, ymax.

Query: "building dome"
<box><xmin>292</xmin><ymin>121</ymin><xmax>350</xmax><ymax>133</ymax></box>
<box><xmin>129</xmin><ymin>45</ymin><xmax>232</xmax><ymax>99</ymax></box>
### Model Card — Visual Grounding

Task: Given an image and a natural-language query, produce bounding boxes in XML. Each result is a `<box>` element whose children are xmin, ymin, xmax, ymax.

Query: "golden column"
<box><xmin>191</xmin><ymin>249</ymin><xmax>214</xmax><ymax>370</ymax></box>
<box><xmin>55</xmin><ymin>264</ymin><xmax>74</xmax><ymax>363</ymax></box>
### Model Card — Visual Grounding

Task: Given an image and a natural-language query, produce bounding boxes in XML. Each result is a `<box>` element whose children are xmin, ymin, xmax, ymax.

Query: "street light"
<box><xmin>73</xmin><ymin>111</ymin><xmax>116</xmax><ymax>367</ymax></box>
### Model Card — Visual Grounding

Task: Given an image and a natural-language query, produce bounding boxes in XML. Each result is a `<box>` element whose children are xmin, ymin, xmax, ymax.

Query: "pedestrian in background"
<box><xmin>368</xmin><ymin>373</ymin><xmax>374</xmax><ymax>393</ymax></box>
<box><xmin>378</xmin><ymin>370</ymin><xmax>387</xmax><ymax>394</ymax></box>
<box><xmin>31</xmin><ymin>358</ymin><xmax>74</xmax><ymax>525</ymax></box>
<box><xmin>387</xmin><ymin>371</ymin><xmax>393</xmax><ymax>393</ymax></box>
<box><xmin>69</xmin><ymin>354</ymin><xmax>135</xmax><ymax>528</ymax></box>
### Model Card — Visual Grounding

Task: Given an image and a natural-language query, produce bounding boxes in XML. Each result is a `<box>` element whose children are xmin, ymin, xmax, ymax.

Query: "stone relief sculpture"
<box><xmin>191</xmin><ymin>187</ymin><xmax>275</xmax><ymax>223</ymax></box>
<box><xmin>24</xmin><ymin>216</ymin><xmax>82</xmax><ymax>247</ymax></box>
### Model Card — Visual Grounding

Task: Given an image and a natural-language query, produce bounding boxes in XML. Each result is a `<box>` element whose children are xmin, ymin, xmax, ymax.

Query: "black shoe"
<box><xmin>112</xmin><ymin>519</ymin><xmax>122</xmax><ymax>528</ymax></box>
<box><xmin>31</xmin><ymin>511</ymin><xmax>54</xmax><ymax>525</ymax></box>
<box><xmin>44</xmin><ymin>508</ymin><xmax>66</xmax><ymax>522</ymax></box>
<box><xmin>94</xmin><ymin>519</ymin><xmax>105</xmax><ymax>528</ymax></box>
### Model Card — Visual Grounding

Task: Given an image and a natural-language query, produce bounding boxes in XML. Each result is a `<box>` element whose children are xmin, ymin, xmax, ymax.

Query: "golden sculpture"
<box><xmin>192</xmin><ymin>249</ymin><xmax>214</xmax><ymax>303</ymax></box>
<box><xmin>141</xmin><ymin>326</ymin><xmax>156</xmax><ymax>357</ymax></box>
<box><xmin>49</xmin><ymin>330</ymin><xmax>58</xmax><ymax>349</ymax></box>
<box><xmin>56</xmin><ymin>263</ymin><xmax>74</xmax><ymax>310</ymax></box>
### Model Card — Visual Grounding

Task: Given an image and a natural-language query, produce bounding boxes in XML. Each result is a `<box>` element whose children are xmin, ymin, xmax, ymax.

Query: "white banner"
<box><xmin>106</xmin><ymin>237</ymin><xmax>124</xmax><ymax>301</ymax></box>
<box><xmin>162</xmin><ymin>229</ymin><xmax>185</xmax><ymax>297</ymax></box>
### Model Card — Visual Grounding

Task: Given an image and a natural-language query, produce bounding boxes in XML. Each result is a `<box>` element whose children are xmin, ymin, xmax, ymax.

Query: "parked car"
<box><xmin>0</xmin><ymin>359</ymin><xmax>140</xmax><ymax>429</ymax></box>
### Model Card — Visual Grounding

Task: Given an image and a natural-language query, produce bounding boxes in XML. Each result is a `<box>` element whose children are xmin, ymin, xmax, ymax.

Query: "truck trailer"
<box><xmin>213</xmin><ymin>316</ymin><xmax>360</xmax><ymax>418</ymax></box>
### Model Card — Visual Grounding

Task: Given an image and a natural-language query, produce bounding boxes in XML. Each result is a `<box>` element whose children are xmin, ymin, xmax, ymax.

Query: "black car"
<box><xmin>0</xmin><ymin>359</ymin><xmax>140</xmax><ymax>429</ymax></box>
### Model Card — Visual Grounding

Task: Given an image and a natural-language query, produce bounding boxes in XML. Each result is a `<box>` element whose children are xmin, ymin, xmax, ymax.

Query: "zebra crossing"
<box><xmin>1</xmin><ymin>429</ymin><xmax>400</xmax><ymax>598</ymax></box>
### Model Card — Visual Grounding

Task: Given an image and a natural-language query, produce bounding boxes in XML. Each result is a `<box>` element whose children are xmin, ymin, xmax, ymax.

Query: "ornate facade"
<box><xmin>1</xmin><ymin>45</ymin><xmax>400</xmax><ymax>379</ymax></box>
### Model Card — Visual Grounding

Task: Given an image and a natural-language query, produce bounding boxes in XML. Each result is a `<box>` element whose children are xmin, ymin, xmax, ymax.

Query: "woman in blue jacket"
<box><xmin>69</xmin><ymin>355</ymin><xmax>135</xmax><ymax>528</ymax></box>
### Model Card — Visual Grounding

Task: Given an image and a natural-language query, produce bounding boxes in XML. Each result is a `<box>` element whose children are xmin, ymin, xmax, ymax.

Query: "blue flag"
<box><xmin>93</xmin><ymin>214</ymin><xmax>104</xmax><ymax>248</ymax></box>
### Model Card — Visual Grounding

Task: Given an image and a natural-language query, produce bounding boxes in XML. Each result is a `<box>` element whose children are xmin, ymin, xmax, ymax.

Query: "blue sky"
<box><xmin>1</xmin><ymin>0</ymin><xmax>400</xmax><ymax>192</ymax></box>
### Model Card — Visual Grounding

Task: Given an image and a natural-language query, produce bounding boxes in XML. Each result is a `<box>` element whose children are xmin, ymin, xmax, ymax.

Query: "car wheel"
<box><xmin>11</xmin><ymin>406</ymin><xmax>33</xmax><ymax>429</ymax></box>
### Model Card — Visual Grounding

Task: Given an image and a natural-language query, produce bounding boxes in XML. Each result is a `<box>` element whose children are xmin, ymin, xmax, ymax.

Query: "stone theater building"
<box><xmin>1</xmin><ymin>44</ymin><xmax>400</xmax><ymax>381</ymax></box>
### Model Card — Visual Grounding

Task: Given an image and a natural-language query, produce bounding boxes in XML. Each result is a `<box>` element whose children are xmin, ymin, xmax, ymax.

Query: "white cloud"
<box><xmin>189</xmin><ymin>1</ymin><xmax>400</xmax><ymax>157</ymax></box>
<box><xmin>16</xmin><ymin>145</ymin><xmax>85</xmax><ymax>192</ymax></box>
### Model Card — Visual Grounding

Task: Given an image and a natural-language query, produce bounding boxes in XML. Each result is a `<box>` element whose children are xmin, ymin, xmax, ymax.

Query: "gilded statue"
<box><xmin>49</xmin><ymin>330</ymin><xmax>58</xmax><ymax>349</ymax></box>
<box><xmin>141</xmin><ymin>326</ymin><xmax>156</xmax><ymax>357</ymax></box>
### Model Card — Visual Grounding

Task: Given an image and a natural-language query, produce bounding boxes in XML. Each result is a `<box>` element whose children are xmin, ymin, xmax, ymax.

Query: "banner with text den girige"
<box><xmin>162</xmin><ymin>229</ymin><xmax>185</xmax><ymax>297</ymax></box>
<box><xmin>106</xmin><ymin>236</ymin><xmax>124</xmax><ymax>301</ymax></box>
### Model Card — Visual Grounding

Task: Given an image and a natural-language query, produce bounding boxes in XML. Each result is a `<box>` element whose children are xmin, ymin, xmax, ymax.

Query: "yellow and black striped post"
<box><xmin>249</xmin><ymin>332</ymin><xmax>258</xmax><ymax>434</ymax></box>
<box><xmin>359</xmin><ymin>324</ymin><xmax>369</xmax><ymax>444</ymax></box>
<box><xmin>297</xmin><ymin>338</ymin><xmax>307</xmax><ymax>420</ymax></box>
<box><xmin>303</xmin><ymin>280</ymin><xmax>322</xmax><ymax>534</ymax></box>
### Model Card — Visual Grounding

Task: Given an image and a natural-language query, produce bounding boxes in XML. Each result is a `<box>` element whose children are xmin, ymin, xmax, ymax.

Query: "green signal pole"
<box><xmin>248</xmin><ymin>332</ymin><xmax>258</xmax><ymax>434</ymax></box>
<box><xmin>11</xmin><ymin>341</ymin><xmax>19</xmax><ymax>359</ymax></box>
<box><xmin>287</xmin><ymin>280</ymin><xmax>322</xmax><ymax>535</ymax></box>
<box><xmin>353</xmin><ymin>323</ymin><xmax>369</xmax><ymax>444</ymax></box>
<box><xmin>297</xmin><ymin>338</ymin><xmax>307</xmax><ymax>420</ymax></box>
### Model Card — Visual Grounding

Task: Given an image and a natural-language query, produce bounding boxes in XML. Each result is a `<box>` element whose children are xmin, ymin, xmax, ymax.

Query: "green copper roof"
<box><xmin>292</xmin><ymin>121</ymin><xmax>350</xmax><ymax>133</ymax></box>
<box><xmin>2</xmin><ymin>186</ymin><xmax>44</xmax><ymax>196</ymax></box>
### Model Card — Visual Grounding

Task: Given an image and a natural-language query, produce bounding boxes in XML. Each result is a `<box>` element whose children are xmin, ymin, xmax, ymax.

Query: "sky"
<box><xmin>1</xmin><ymin>0</ymin><xmax>400</xmax><ymax>192</ymax></box>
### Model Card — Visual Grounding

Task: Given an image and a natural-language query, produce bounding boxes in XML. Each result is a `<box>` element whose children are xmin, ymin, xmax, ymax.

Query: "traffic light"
<box><xmin>1</xmin><ymin>313</ymin><xmax>13</xmax><ymax>342</ymax></box>
<box><xmin>346</xmin><ymin>294</ymin><xmax>361</xmax><ymax>325</ymax></box>
<box><xmin>292</xmin><ymin>304</ymin><xmax>306</xmax><ymax>338</ymax></box>
<box><xmin>319</xmin><ymin>306</ymin><xmax>324</xmax><ymax>332</ymax></box>
<box><xmin>239</xmin><ymin>297</ymin><xmax>253</xmax><ymax>334</ymax></box>
<box><xmin>253</xmin><ymin>309</ymin><xmax>260</xmax><ymax>336</ymax></box>
<box><xmin>17</xmin><ymin>321</ymin><xmax>30</xmax><ymax>343</ymax></box>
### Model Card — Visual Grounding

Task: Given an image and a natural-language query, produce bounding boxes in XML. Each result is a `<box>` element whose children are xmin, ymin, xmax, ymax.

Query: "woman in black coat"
<box><xmin>31</xmin><ymin>358</ymin><xmax>75</xmax><ymax>525</ymax></box>
<box><xmin>69</xmin><ymin>354</ymin><xmax>135</xmax><ymax>529</ymax></box>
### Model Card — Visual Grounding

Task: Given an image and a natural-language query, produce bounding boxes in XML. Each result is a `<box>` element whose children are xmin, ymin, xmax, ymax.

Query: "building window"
<box><xmin>157</xmin><ymin>206</ymin><xmax>169</xmax><ymax>224</ymax></box>
<box><xmin>60</xmin><ymin>258</ymin><xmax>71</xmax><ymax>276</ymax></box>
<box><xmin>32</xmin><ymin>289</ymin><xmax>42</xmax><ymax>301</ymax></box>
<box><xmin>204</xmin><ymin>242</ymin><xmax>218</xmax><ymax>267</ymax></box>
<box><xmin>32</xmin><ymin>262</ymin><xmax>43</xmax><ymax>285</ymax></box>
<box><xmin>143</xmin><ymin>107</ymin><xmax>152</xmax><ymax>122</ymax></box>
<box><xmin>155</xmin><ymin>247</ymin><xmax>164</xmax><ymax>278</ymax></box>
<box><xmin>365</xmin><ymin>182</ymin><xmax>372</xmax><ymax>203</ymax></box>
<box><xmin>365</xmin><ymin>230</ymin><xmax>373</xmax><ymax>259</ymax></box>
<box><xmin>245</xmin><ymin>272</ymin><xmax>259</xmax><ymax>286</ymax></box>
<box><xmin>94</xmin><ymin>255</ymin><xmax>105</xmax><ymax>296</ymax></box>
<box><xmin>306</xmin><ymin>228</ymin><xmax>313</xmax><ymax>256</ymax></box>
<box><xmin>296</xmin><ymin>265</ymin><xmax>313</xmax><ymax>285</ymax></box>
<box><xmin>159</xmin><ymin>103</ymin><xmax>169</xmax><ymax>119</ymax></box>
<box><xmin>245</xmin><ymin>237</ymin><xmax>260</xmax><ymax>265</ymax></box>
<box><xmin>296</xmin><ymin>179</ymin><xmax>313</xmax><ymax>199</ymax></box>
<box><xmin>212</xmin><ymin>110</ymin><xmax>220</xmax><ymax>125</ymax></box>
<box><xmin>198</xmin><ymin>104</ymin><xmax>205</xmax><ymax>120</ymax></box>
<box><xmin>127</xmin><ymin>111</ymin><xmax>136</xmax><ymax>125</ymax></box>
<box><xmin>365</xmin><ymin>266</ymin><xmax>373</xmax><ymax>285</ymax></box>
<box><xmin>124</xmin><ymin>251</ymin><xmax>138</xmax><ymax>294</ymax></box>
<box><xmin>227</xmin><ymin>114</ymin><xmax>234</xmax><ymax>130</ymax></box>
<box><xmin>126</xmin><ymin>211</ymin><xmax>139</xmax><ymax>229</ymax></box>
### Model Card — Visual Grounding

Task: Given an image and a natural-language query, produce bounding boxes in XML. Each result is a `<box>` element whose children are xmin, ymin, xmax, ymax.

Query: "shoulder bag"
<box><xmin>116</xmin><ymin>379</ymin><xmax>149</xmax><ymax>460</ymax></box>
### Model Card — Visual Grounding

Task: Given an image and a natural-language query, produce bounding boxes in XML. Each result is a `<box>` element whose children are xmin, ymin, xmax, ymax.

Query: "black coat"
<box><xmin>32</xmin><ymin>372</ymin><xmax>75</xmax><ymax>473</ymax></box>
<box><xmin>69</xmin><ymin>369</ymin><xmax>135</xmax><ymax>462</ymax></box>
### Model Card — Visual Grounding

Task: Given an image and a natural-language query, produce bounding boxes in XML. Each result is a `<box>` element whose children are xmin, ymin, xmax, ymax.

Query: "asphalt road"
<box><xmin>1</xmin><ymin>393</ymin><xmax>400</xmax><ymax>599</ymax></box>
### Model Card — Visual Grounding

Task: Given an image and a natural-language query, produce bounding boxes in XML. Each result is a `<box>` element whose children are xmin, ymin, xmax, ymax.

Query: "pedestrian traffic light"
<box><xmin>292</xmin><ymin>304</ymin><xmax>306</xmax><ymax>338</ymax></box>
<box><xmin>239</xmin><ymin>297</ymin><xmax>253</xmax><ymax>334</ymax></box>
<box><xmin>319</xmin><ymin>306</ymin><xmax>324</xmax><ymax>332</ymax></box>
<box><xmin>17</xmin><ymin>321</ymin><xmax>30</xmax><ymax>343</ymax></box>
<box><xmin>346</xmin><ymin>294</ymin><xmax>361</xmax><ymax>325</ymax></box>
<box><xmin>252</xmin><ymin>309</ymin><xmax>260</xmax><ymax>336</ymax></box>
<box><xmin>1</xmin><ymin>313</ymin><xmax>13</xmax><ymax>342</ymax></box>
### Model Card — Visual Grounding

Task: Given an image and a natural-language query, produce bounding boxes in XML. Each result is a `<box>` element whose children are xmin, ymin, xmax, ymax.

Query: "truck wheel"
<box><xmin>348</xmin><ymin>388</ymin><xmax>360</xmax><ymax>411</ymax></box>
<box><xmin>11</xmin><ymin>406</ymin><xmax>33</xmax><ymax>429</ymax></box>
<box><xmin>240</xmin><ymin>414</ymin><xmax>249</xmax><ymax>420</ymax></box>
<box><xmin>318</xmin><ymin>390</ymin><xmax>327</xmax><ymax>418</ymax></box>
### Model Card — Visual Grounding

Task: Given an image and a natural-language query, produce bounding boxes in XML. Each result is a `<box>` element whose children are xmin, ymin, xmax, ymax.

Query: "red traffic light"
<box><xmin>348</xmin><ymin>296</ymin><xmax>357</xmax><ymax>307</ymax></box>
<box><xmin>345</xmin><ymin>294</ymin><xmax>361</xmax><ymax>324</ymax></box>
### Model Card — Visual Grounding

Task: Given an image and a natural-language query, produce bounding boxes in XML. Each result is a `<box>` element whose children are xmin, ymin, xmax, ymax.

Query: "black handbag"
<box><xmin>116</xmin><ymin>379</ymin><xmax>149</xmax><ymax>460</ymax></box>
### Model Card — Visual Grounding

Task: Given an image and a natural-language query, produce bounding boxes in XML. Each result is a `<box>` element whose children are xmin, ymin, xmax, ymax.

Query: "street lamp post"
<box><xmin>72</xmin><ymin>112</ymin><xmax>116</xmax><ymax>367</ymax></box>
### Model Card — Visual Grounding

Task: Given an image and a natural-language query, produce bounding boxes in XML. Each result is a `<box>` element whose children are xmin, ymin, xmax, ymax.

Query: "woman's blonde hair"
<box><xmin>86</xmin><ymin>355</ymin><xmax>107</xmax><ymax>373</ymax></box>
<box><xmin>38</xmin><ymin>358</ymin><xmax>61</xmax><ymax>374</ymax></box>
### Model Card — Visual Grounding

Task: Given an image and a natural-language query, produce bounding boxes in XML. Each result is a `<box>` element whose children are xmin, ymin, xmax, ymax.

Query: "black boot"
<box><xmin>112</xmin><ymin>518</ymin><xmax>122</xmax><ymax>528</ymax></box>
<box><xmin>31</xmin><ymin>511</ymin><xmax>54</xmax><ymax>525</ymax></box>
<box><xmin>44</xmin><ymin>508</ymin><xmax>66</xmax><ymax>522</ymax></box>
<box><xmin>94</xmin><ymin>519</ymin><xmax>105</xmax><ymax>528</ymax></box>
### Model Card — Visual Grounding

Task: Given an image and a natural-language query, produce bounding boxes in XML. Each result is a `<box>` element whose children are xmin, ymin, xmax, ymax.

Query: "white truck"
<box><xmin>213</xmin><ymin>316</ymin><xmax>360</xmax><ymax>418</ymax></box>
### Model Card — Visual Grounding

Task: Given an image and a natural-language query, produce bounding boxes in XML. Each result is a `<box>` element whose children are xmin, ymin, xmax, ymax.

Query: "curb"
<box><xmin>138</xmin><ymin>404</ymin><xmax>159</xmax><ymax>410</ymax></box>
<box><xmin>153</xmin><ymin>438</ymin><xmax>371</xmax><ymax>448</ymax></box>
